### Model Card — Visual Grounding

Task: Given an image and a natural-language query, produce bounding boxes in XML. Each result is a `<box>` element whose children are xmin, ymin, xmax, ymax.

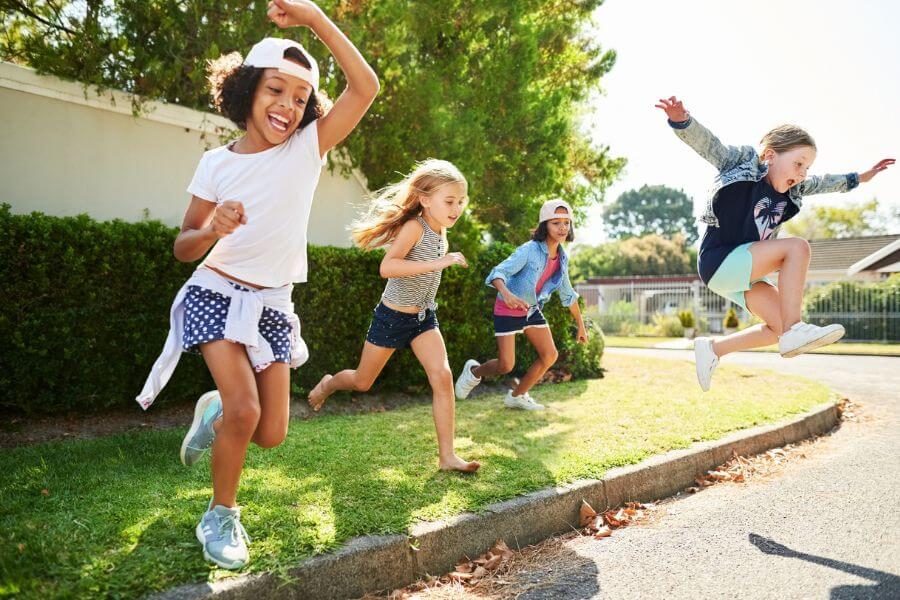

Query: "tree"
<box><xmin>783</xmin><ymin>198</ymin><xmax>887</xmax><ymax>239</ymax></box>
<box><xmin>603</xmin><ymin>184</ymin><xmax>697</xmax><ymax>243</ymax></box>
<box><xmin>1</xmin><ymin>0</ymin><xmax>625</xmax><ymax>248</ymax></box>
<box><xmin>569</xmin><ymin>234</ymin><xmax>695</xmax><ymax>281</ymax></box>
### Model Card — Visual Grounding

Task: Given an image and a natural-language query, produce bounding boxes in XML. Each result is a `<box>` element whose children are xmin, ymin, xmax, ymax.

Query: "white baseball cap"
<box><xmin>244</xmin><ymin>37</ymin><xmax>319</xmax><ymax>90</ymax></box>
<box><xmin>539</xmin><ymin>199</ymin><xmax>574</xmax><ymax>224</ymax></box>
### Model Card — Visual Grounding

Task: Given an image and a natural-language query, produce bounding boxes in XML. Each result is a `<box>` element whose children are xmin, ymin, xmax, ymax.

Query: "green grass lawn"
<box><xmin>604</xmin><ymin>335</ymin><xmax>900</xmax><ymax>356</ymax></box>
<box><xmin>0</xmin><ymin>354</ymin><xmax>831</xmax><ymax>599</ymax></box>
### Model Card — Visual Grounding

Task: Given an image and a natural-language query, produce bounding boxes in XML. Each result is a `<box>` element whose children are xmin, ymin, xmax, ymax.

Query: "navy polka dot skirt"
<box><xmin>182</xmin><ymin>281</ymin><xmax>293</xmax><ymax>370</ymax></box>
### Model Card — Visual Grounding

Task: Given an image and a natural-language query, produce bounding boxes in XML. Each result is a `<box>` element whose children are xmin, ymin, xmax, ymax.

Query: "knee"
<box><xmin>353</xmin><ymin>376</ymin><xmax>375</xmax><ymax>393</ymax></box>
<box><xmin>540</xmin><ymin>348</ymin><xmax>559</xmax><ymax>367</ymax></box>
<box><xmin>225</xmin><ymin>400</ymin><xmax>261</xmax><ymax>434</ymax></box>
<box><xmin>428</xmin><ymin>366</ymin><xmax>454</xmax><ymax>390</ymax></box>
<box><xmin>497</xmin><ymin>357</ymin><xmax>515</xmax><ymax>375</ymax></box>
<box><xmin>789</xmin><ymin>237</ymin><xmax>811</xmax><ymax>259</ymax></box>
<box><xmin>254</xmin><ymin>426</ymin><xmax>287</xmax><ymax>449</ymax></box>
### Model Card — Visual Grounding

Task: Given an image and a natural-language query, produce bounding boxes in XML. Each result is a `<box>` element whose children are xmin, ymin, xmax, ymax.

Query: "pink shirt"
<box><xmin>493</xmin><ymin>254</ymin><xmax>560</xmax><ymax>317</ymax></box>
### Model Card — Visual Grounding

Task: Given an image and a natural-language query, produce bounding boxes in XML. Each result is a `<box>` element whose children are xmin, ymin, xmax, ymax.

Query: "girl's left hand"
<box><xmin>267</xmin><ymin>0</ymin><xmax>323</xmax><ymax>29</ymax></box>
<box><xmin>859</xmin><ymin>158</ymin><xmax>895</xmax><ymax>183</ymax></box>
<box><xmin>576</xmin><ymin>326</ymin><xmax>588</xmax><ymax>344</ymax></box>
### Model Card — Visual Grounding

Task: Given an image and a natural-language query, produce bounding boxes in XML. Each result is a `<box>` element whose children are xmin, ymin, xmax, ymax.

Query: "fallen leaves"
<box><xmin>447</xmin><ymin>540</ymin><xmax>515</xmax><ymax>586</ymax></box>
<box><xmin>578</xmin><ymin>499</ymin><xmax>656</xmax><ymax>539</ymax></box>
<box><xmin>688</xmin><ymin>432</ymin><xmax>831</xmax><ymax>494</ymax></box>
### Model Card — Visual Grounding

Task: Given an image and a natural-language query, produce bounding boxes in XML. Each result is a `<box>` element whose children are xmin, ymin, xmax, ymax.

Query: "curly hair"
<box><xmin>206</xmin><ymin>49</ymin><xmax>331</xmax><ymax>131</ymax></box>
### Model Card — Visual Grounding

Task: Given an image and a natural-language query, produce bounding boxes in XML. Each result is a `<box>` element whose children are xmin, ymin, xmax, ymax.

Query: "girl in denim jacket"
<box><xmin>454</xmin><ymin>200</ymin><xmax>588</xmax><ymax>410</ymax></box>
<box><xmin>657</xmin><ymin>96</ymin><xmax>893</xmax><ymax>392</ymax></box>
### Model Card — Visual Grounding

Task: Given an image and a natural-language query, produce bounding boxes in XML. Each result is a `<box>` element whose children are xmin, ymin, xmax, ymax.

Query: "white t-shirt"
<box><xmin>187</xmin><ymin>122</ymin><xmax>326</xmax><ymax>287</ymax></box>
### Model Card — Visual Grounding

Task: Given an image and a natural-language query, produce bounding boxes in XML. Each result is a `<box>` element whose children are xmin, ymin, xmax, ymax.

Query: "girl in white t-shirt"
<box><xmin>136</xmin><ymin>0</ymin><xmax>378</xmax><ymax>570</ymax></box>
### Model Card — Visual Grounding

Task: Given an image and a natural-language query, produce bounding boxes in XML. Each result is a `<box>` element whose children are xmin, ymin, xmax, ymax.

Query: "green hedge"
<box><xmin>0</xmin><ymin>206</ymin><xmax>603</xmax><ymax>415</ymax></box>
<box><xmin>804</xmin><ymin>275</ymin><xmax>900</xmax><ymax>341</ymax></box>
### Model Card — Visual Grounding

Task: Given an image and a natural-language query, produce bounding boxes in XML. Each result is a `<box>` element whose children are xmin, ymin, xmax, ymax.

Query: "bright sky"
<box><xmin>581</xmin><ymin>0</ymin><xmax>900</xmax><ymax>244</ymax></box>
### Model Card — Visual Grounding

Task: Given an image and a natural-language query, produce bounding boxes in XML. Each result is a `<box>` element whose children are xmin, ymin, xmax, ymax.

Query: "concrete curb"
<box><xmin>152</xmin><ymin>400</ymin><xmax>840</xmax><ymax>600</ymax></box>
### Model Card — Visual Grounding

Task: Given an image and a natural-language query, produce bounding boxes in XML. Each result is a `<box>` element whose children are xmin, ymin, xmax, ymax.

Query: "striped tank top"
<box><xmin>381</xmin><ymin>216</ymin><xmax>446</xmax><ymax>321</ymax></box>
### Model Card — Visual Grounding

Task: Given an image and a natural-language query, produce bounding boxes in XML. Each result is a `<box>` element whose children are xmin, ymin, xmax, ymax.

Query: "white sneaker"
<box><xmin>454</xmin><ymin>359</ymin><xmax>482</xmax><ymax>399</ymax></box>
<box><xmin>694</xmin><ymin>337</ymin><xmax>719</xmax><ymax>392</ymax></box>
<box><xmin>779</xmin><ymin>322</ymin><xmax>845</xmax><ymax>358</ymax></box>
<box><xmin>504</xmin><ymin>390</ymin><xmax>545</xmax><ymax>410</ymax></box>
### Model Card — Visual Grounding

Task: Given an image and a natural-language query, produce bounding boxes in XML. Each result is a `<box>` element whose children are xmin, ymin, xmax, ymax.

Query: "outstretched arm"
<box><xmin>800</xmin><ymin>159</ymin><xmax>894</xmax><ymax>196</ymax></box>
<box><xmin>656</xmin><ymin>96</ymin><xmax>756</xmax><ymax>172</ymax></box>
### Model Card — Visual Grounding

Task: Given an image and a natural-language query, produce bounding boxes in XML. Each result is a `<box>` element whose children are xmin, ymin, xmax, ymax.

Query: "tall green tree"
<box><xmin>783</xmin><ymin>198</ymin><xmax>887</xmax><ymax>239</ymax></box>
<box><xmin>602</xmin><ymin>184</ymin><xmax>696</xmax><ymax>243</ymax></box>
<box><xmin>1</xmin><ymin>0</ymin><xmax>625</xmax><ymax>247</ymax></box>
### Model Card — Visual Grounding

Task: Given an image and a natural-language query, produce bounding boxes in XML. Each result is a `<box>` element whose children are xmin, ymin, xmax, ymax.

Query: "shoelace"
<box><xmin>219</xmin><ymin>513</ymin><xmax>251</xmax><ymax>544</ymax></box>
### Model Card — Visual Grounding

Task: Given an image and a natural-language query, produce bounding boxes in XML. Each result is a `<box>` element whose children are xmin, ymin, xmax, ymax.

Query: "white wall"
<box><xmin>0</xmin><ymin>62</ymin><xmax>368</xmax><ymax>247</ymax></box>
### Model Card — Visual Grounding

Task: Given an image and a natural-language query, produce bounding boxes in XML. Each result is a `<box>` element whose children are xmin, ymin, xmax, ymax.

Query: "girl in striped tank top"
<box><xmin>307</xmin><ymin>159</ymin><xmax>479</xmax><ymax>473</ymax></box>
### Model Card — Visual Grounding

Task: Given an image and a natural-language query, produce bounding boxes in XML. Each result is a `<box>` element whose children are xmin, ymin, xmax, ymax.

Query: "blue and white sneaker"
<box><xmin>180</xmin><ymin>391</ymin><xmax>223</xmax><ymax>467</ymax></box>
<box><xmin>196</xmin><ymin>503</ymin><xmax>251</xmax><ymax>570</ymax></box>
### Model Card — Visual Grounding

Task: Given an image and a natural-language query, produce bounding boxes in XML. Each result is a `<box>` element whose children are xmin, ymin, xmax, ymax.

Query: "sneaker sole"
<box><xmin>503</xmin><ymin>399</ymin><xmax>544</xmax><ymax>411</ymax></box>
<box><xmin>694</xmin><ymin>343</ymin><xmax>712</xmax><ymax>392</ymax></box>
<box><xmin>780</xmin><ymin>326</ymin><xmax>846</xmax><ymax>358</ymax></box>
<box><xmin>195</xmin><ymin>523</ymin><xmax>247</xmax><ymax>570</ymax></box>
<box><xmin>180</xmin><ymin>391</ymin><xmax>220</xmax><ymax>467</ymax></box>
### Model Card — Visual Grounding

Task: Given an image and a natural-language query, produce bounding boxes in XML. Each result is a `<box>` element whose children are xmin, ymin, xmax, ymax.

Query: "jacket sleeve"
<box><xmin>669</xmin><ymin>116</ymin><xmax>758</xmax><ymax>173</ymax></box>
<box><xmin>556</xmin><ymin>271</ymin><xmax>580</xmax><ymax>307</ymax></box>
<box><xmin>796</xmin><ymin>173</ymin><xmax>859</xmax><ymax>196</ymax></box>
<box><xmin>486</xmin><ymin>243</ymin><xmax>530</xmax><ymax>287</ymax></box>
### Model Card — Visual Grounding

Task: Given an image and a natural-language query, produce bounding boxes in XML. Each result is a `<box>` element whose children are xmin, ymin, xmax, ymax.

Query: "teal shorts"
<box><xmin>707</xmin><ymin>242</ymin><xmax>777</xmax><ymax>310</ymax></box>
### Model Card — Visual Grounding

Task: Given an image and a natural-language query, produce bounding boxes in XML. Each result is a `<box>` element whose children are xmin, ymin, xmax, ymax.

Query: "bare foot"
<box><xmin>439</xmin><ymin>455</ymin><xmax>481</xmax><ymax>473</ymax></box>
<box><xmin>308</xmin><ymin>374</ymin><xmax>333</xmax><ymax>411</ymax></box>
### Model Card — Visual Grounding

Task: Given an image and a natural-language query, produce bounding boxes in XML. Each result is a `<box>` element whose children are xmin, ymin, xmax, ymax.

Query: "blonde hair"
<box><xmin>759</xmin><ymin>124</ymin><xmax>817</xmax><ymax>156</ymax></box>
<box><xmin>350</xmin><ymin>159</ymin><xmax>467</xmax><ymax>250</ymax></box>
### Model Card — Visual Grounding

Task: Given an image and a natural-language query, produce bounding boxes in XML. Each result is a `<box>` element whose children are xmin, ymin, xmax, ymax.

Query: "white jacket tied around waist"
<box><xmin>136</xmin><ymin>267</ymin><xmax>309</xmax><ymax>410</ymax></box>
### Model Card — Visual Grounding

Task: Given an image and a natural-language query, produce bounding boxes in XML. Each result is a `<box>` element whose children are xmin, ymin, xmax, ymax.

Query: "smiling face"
<box><xmin>246</xmin><ymin>63</ymin><xmax>313</xmax><ymax>146</ymax></box>
<box><xmin>545</xmin><ymin>207</ymin><xmax>572</xmax><ymax>243</ymax></box>
<box><xmin>420</xmin><ymin>182</ymin><xmax>468</xmax><ymax>229</ymax></box>
<box><xmin>764</xmin><ymin>145</ymin><xmax>817</xmax><ymax>193</ymax></box>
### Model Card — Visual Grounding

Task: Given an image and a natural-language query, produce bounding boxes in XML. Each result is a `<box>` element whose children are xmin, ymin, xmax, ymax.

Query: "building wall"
<box><xmin>0</xmin><ymin>62</ymin><xmax>368</xmax><ymax>247</ymax></box>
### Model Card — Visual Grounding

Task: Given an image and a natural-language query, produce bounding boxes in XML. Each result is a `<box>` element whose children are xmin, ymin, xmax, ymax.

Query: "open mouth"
<box><xmin>786</xmin><ymin>178</ymin><xmax>796</xmax><ymax>187</ymax></box>
<box><xmin>267</xmin><ymin>112</ymin><xmax>290</xmax><ymax>133</ymax></box>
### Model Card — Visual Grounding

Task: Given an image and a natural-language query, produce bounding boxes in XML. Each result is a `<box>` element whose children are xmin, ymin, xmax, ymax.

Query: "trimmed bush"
<box><xmin>723</xmin><ymin>307</ymin><xmax>740</xmax><ymax>329</ymax></box>
<box><xmin>804</xmin><ymin>275</ymin><xmax>900</xmax><ymax>341</ymax></box>
<box><xmin>0</xmin><ymin>206</ymin><xmax>602</xmax><ymax>414</ymax></box>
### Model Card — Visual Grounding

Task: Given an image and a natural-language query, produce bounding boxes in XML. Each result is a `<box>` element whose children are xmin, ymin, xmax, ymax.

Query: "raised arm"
<box><xmin>799</xmin><ymin>159</ymin><xmax>894</xmax><ymax>196</ymax></box>
<box><xmin>656</xmin><ymin>96</ymin><xmax>756</xmax><ymax>172</ymax></box>
<box><xmin>268</xmin><ymin>0</ymin><xmax>379</xmax><ymax>156</ymax></box>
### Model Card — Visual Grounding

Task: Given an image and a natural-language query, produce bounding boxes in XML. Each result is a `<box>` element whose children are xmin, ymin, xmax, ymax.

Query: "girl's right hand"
<box><xmin>655</xmin><ymin>96</ymin><xmax>690</xmax><ymax>123</ymax></box>
<box><xmin>267</xmin><ymin>0</ymin><xmax>323</xmax><ymax>29</ymax></box>
<box><xmin>210</xmin><ymin>200</ymin><xmax>247</xmax><ymax>238</ymax></box>
<box><xmin>441</xmin><ymin>252</ymin><xmax>468</xmax><ymax>269</ymax></box>
<box><xmin>502</xmin><ymin>292</ymin><xmax>530</xmax><ymax>311</ymax></box>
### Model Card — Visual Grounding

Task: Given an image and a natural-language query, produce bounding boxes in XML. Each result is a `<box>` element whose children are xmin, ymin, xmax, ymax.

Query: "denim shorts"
<box><xmin>365</xmin><ymin>302</ymin><xmax>439</xmax><ymax>349</ymax></box>
<box><xmin>182</xmin><ymin>281</ymin><xmax>293</xmax><ymax>369</ymax></box>
<box><xmin>707</xmin><ymin>242</ymin><xmax>778</xmax><ymax>310</ymax></box>
<box><xmin>493</xmin><ymin>309</ymin><xmax>548</xmax><ymax>336</ymax></box>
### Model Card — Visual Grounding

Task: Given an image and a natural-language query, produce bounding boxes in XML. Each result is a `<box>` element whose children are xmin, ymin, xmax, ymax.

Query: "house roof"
<box><xmin>808</xmin><ymin>234</ymin><xmax>900</xmax><ymax>272</ymax></box>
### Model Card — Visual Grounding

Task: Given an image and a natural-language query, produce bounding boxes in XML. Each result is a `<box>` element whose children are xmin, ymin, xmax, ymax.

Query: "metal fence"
<box><xmin>576</xmin><ymin>276</ymin><xmax>900</xmax><ymax>341</ymax></box>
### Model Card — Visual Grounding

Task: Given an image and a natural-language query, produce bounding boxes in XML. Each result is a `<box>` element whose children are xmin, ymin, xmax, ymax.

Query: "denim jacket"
<box><xmin>485</xmin><ymin>240</ymin><xmax>579</xmax><ymax>316</ymax></box>
<box><xmin>669</xmin><ymin>117</ymin><xmax>859</xmax><ymax>228</ymax></box>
